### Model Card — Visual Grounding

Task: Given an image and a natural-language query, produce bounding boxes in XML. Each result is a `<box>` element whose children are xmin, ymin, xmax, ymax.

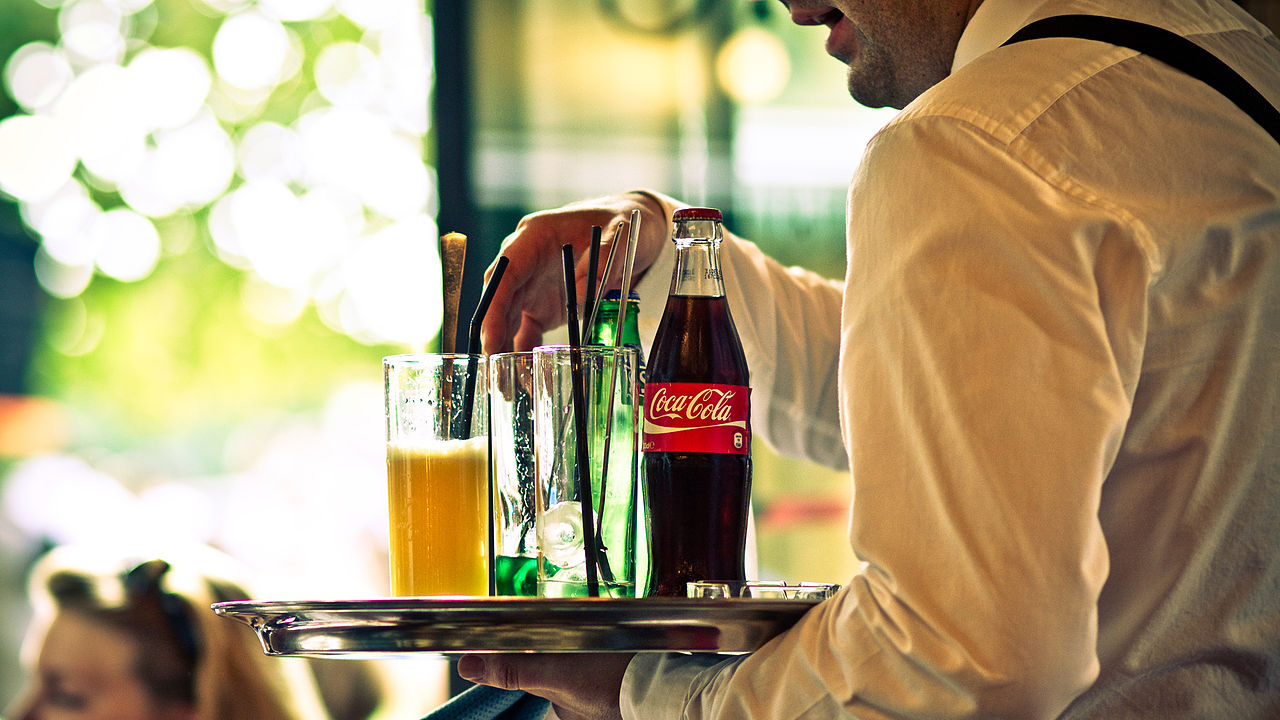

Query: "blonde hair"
<box><xmin>27</xmin><ymin>546</ymin><xmax>332</xmax><ymax>720</ymax></box>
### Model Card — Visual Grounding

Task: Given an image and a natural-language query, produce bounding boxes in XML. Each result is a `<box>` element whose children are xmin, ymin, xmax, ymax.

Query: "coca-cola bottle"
<box><xmin>642</xmin><ymin>207</ymin><xmax>751</xmax><ymax>597</ymax></box>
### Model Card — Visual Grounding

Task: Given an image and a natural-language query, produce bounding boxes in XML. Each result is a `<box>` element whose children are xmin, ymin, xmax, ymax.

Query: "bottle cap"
<box><xmin>602</xmin><ymin>289</ymin><xmax>641</xmax><ymax>301</ymax></box>
<box><xmin>672</xmin><ymin>207</ymin><xmax>722</xmax><ymax>222</ymax></box>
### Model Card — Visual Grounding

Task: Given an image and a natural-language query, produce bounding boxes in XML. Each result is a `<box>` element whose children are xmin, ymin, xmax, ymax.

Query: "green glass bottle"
<box><xmin>587</xmin><ymin>290</ymin><xmax>648</xmax><ymax>595</ymax></box>
<box><xmin>588</xmin><ymin>290</ymin><xmax>643</xmax><ymax>351</ymax></box>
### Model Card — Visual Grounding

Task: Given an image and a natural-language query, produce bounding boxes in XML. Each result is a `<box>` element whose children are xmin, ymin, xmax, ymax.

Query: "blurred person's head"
<box><xmin>6</xmin><ymin>546</ymin><xmax>331</xmax><ymax>720</ymax></box>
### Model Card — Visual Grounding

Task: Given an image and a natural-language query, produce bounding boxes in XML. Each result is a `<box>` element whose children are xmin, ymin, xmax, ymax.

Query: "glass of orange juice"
<box><xmin>383</xmin><ymin>353</ymin><xmax>489</xmax><ymax>596</ymax></box>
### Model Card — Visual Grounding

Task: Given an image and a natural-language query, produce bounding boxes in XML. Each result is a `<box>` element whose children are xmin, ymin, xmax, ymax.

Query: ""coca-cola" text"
<box><xmin>648</xmin><ymin>386</ymin><xmax>737</xmax><ymax>423</ymax></box>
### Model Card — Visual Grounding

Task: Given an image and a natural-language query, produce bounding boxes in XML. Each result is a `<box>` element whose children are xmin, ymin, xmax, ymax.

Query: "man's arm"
<box><xmin>623</xmin><ymin>113</ymin><xmax>1147</xmax><ymax>719</ymax></box>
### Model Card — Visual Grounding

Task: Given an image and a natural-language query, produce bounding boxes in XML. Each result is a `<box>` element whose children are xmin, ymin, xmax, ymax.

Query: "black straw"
<box><xmin>561</xmin><ymin>244</ymin><xmax>601</xmax><ymax>597</ymax></box>
<box><xmin>460</xmin><ymin>256</ymin><xmax>509</xmax><ymax>439</ymax></box>
<box><xmin>461</xmin><ymin>255</ymin><xmax>508</xmax><ymax>596</ymax></box>
<box><xmin>468</xmin><ymin>256</ymin><xmax>509</xmax><ymax>356</ymax></box>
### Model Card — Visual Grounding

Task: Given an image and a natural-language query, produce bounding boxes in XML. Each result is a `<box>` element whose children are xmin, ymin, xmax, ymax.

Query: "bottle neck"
<box><xmin>588</xmin><ymin>298</ymin><xmax>642</xmax><ymax>348</ymax></box>
<box><xmin>669</xmin><ymin>238</ymin><xmax>726</xmax><ymax>298</ymax></box>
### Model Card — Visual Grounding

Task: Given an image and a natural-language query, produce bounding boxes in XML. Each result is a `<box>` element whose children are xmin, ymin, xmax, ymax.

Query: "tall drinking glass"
<box><xmin>489</xmin><ymin>351</ymin><xmax>538</xmax><ymax>596</ymax></box>
<box><xmin>533</xmin><ymin>345</ymin><xmax>641</xmax><ymax>598</ymax></box>
<box><xmin>384</xmin><ymin>353</ymin><xmax>489</xmax><ymax>596</ymax></box>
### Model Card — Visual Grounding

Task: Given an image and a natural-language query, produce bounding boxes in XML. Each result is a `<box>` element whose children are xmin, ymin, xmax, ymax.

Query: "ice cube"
<box><xmin>538</xmin><ymin>500</ymin><xmax>584</xmax><ymax>567</ymax></box>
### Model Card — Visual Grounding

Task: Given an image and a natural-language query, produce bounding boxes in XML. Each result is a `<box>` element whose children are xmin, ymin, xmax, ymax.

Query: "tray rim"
<box><xmin>211</xmin><ymin>596</ymin><xmax>820</xmax><ymax>656</ymax></box>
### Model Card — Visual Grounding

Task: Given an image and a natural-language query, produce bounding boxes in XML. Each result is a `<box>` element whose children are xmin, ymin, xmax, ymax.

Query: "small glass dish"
<box><xmin>687</xmin><ymin>581</ymin><xmax>841</xmax><ymax>600</ymax></box>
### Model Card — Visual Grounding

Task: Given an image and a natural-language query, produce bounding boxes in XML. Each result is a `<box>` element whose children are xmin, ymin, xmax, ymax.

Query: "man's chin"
<box><xmin>847</xmin><ymin>74</ymin><xmax>897</xmax><ymax>110</ymax></box>
<box><xmin>846</xmin><ymin>67</ymin><xmax>916</xmax><ymax>110</ymax></box>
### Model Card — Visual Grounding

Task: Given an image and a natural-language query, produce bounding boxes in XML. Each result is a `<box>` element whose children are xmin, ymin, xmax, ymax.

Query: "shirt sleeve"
<box><xmin>632</xmin><ymin>190</ymin><xmax>848</xmax><ymax>471</ymax></box>
<box><xmin>622</xmin><ymin>111</ymin><xmax>1150</xmax><ymax>718</ymax></box>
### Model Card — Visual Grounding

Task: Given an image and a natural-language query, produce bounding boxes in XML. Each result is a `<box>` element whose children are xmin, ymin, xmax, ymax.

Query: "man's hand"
<box><xmin>457</xmin><ymin>653</ymin><xmax>635</xmax><ymax>720</ymax></box>
<box><xmin>479</xmin><ymin>193</ymin><xmax>668</xmax><ymax>354</ymax></box>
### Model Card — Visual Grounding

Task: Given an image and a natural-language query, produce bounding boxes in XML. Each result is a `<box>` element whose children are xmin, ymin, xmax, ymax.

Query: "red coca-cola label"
<box><xmin>642</xmin><ymin>382</ymin><xmax>750</xmax><ymax>455</ymax></box>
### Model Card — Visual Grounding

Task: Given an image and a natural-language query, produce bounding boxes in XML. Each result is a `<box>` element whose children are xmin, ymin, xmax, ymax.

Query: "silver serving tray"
<box><xmin>212</xmin><ymin>597</ymin><xmax>819</xmax><ymax>657</ymax></box>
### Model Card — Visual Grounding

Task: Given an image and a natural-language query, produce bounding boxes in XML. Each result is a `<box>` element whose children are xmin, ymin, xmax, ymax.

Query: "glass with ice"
<box><xmin>532</xmin><ymin>345</ymin><xmax>641</xmax><ymax>597</ymax></box>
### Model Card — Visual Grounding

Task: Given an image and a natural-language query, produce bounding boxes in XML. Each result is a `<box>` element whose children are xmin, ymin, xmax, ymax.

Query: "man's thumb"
<box><xmin>457</xmin><ymin>655</ymin><xmax>522</xmax><ymax>690</ymax></box>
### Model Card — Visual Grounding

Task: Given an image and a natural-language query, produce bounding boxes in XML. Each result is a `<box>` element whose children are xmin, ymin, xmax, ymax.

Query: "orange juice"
<box><xmin>386</xmin><ymin>437</ymin><xmax>489</xmax><ymax>596</ymax></box>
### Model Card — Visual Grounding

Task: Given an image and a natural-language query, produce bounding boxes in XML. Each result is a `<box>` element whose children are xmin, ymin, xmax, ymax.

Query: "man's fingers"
<box><xmin>456</xmin><ymin>655</ymin><xmax>519</xmax><ymax>690</ymax></box>
<box><xmin>458</xmin><ymin>653</ymin><xmax>628</xmax><ymax>691</ymax></box>
<box><xmin>513</xmin><ymin>312</ymin><xmax>549</xmax><ymax>353</ymax></box>
<box><xmin>477</xmin><ymin>194</ymin><xmax>667</xmax><ymax>353</ymax></box>
<box><xmin>455</xmin><ymin>654</ymin><xmax>547</xmax><ymax>691</ymax></box>
<box><xmin>457</xmin><ymin>653</ymin><xmax>632</xmax><ymax>720</ymax></box>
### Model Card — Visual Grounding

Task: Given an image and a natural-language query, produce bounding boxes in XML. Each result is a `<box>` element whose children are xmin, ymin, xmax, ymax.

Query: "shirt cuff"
<box><xmin>621</xmin><ymin>653</ymin><xmax>744</xmax><ymax>720</ymax></box>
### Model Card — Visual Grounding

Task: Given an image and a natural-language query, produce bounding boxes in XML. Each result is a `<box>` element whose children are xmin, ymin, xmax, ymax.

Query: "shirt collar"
<box><xmin>951</xmin><ymin>0</ymin><xmax>1043</xmax><ymax>72</ymax></box>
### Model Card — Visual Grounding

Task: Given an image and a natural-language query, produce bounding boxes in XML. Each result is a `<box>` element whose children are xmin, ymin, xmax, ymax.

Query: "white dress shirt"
<box><xmin>624</xmin><ymin>0</ymin><xmax>1280</xmax><ymax>716</ymax></box>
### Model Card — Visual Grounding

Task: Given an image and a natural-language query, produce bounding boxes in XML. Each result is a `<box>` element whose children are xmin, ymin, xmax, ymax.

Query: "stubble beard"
<box><xmin>840</xmin><ymin>12</ymin><xmax>960</xmax><ymax>110</ymax></box>
<box><xmin>844</xmin><ymin>49</ymin><xmax>914</xmax><ymax>110</ymax></box>
<box><xmin>846</xmin><ymin>65</ymin><xmax>900</xmax><ymax>109</ymax></box>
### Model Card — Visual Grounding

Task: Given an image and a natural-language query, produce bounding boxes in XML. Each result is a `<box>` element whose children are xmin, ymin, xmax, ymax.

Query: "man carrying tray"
<box><xmin>467</xmin><ymin>0</ymin><xmax>1280</xmax><ymax>718</ymax></box>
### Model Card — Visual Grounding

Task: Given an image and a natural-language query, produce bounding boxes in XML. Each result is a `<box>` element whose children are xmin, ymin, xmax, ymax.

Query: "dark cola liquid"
<box><xmin>644</xmin><ymin>293</ymin><xmax>751</xmax><ymax>597</ymax></box>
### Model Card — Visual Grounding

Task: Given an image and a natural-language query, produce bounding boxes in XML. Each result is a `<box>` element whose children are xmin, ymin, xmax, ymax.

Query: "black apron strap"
<box><xmin>1001</xmin><ymin>14</ymin><xmax>1280</xmax><ymax>145</ymax></box>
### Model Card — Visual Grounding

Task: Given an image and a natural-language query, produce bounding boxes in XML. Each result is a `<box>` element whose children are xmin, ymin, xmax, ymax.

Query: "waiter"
<box><xmin>472</xmin><ymin>0</ymin><xmax>1280</xmax><ymax>717</ymax></box>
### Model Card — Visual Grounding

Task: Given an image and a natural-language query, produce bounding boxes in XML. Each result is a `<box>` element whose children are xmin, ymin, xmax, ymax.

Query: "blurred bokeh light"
<box><xmin>0</xmin><ymin>0</ymin><xmax>436</xmax><ymax>347</ymax></box>
<box><xmin>716</xmin><ymin>27</ymin><xmax>790</xmax><ymax>105</ymax></box>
